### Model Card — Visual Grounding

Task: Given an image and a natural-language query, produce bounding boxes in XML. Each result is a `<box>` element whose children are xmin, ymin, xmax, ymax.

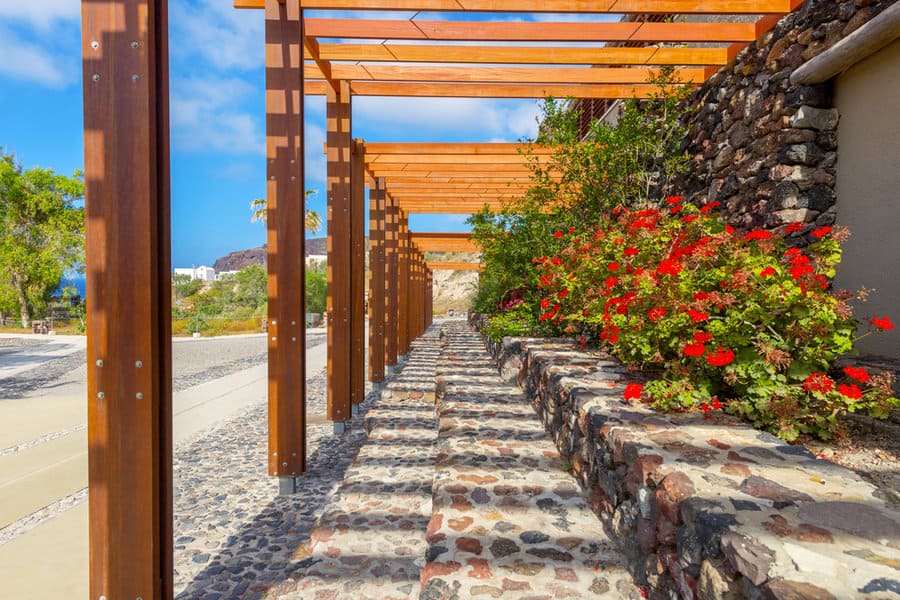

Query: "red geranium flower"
<box><xmin>551</xmin><ymin>257</ymin><xmax>563</xmax><ymax>266</ymax></box>
<box><xmin>540</xmin><ymin>298</ymin><xmax>551</xmax><ymax>309</ymax></box>
<box><xmin>604</xmin><ymin>276</ymin><xmax>619</xmax><ymax>288</ymax></box>
<box><xmin>871</xmin><ymin>316</ymin><xmax>895</xmax><ymax>331</ymax></box>
<box><xmin>711</xmin><ymin>398</ymin><xmax>723</xmax><ymax>410</ymax></box>
<box><xmin>683</xmin><ymin>342</ymin><xmax>706</xmax><ymax>357</ymax></box>
<box><xmin>687</xmin><ymin>308</ymin><xmax>709</xmax><ymax>323</ymax></box>
<box><xmin>568</xmin><ymin>226</ymin><xmax>576</xmax><ymax>234</ymax></box>
<box><xmin>706</xmin><ymin>346</ymin><xmax>735</xmax><ymax>367</ymax></box>
<box><xmin>666</xmin><ymin>195</ymin><xmax>682</xmax><ymax>205</ymax></box>
<box><xmin>700</xmin><ymin>201</ymin><xmax>721</xmax><ymax>213</ymax></box>
<box><xmin>669</xmin><ymin>205</ymin><xmax>682</xmax><ymax>214</ymax></box>
<box><xmin>657</xmin><ymin>259</ymin><xmax>683</xmax><ymax>277</ymax></box>
<box><xmin>623</xmin><ymin>383</ymin><xmax>643</xmax><ymax>402</ymax></box>
<box><xmin>608</xmin><ymin>262</ymin><xmax>620</xmax><ymax>272</ymax></box>
<box><xmin>624</xmin><ymin>246</ymin><xmax>638</xmax><ymax>256</ymax></box>
<box><xmin>759</xmin><ymin>267</ymin><xmax>776</xmax><ymax>278</ymax></box>
<box><xmin>557</xmin><ymin>289</ymin><xmax>569</xmax><ymax>300</ymax></box>
<box><xmin>785</xmin><ymin>222</ymin><xmax>804</xmax><ymax>234</ymax></box>
<box><xmin>838</xmin><ymin>383</ymin><xmax>862</xmax><ymax>400</ymax></box>
<box><xmin>693</xmin><ymin>291</ymin><xmax>709</xmax><ymax>301</ymax></box>
<box><xmin>682</xmin><ymin>215</ymin><xmax>698</xmax><ymax>224</ymax></box>
<box><xmin>694</xmin><ymin>331</ymin><xmax>712</xmax><ymax>343</ymax></box>
<box><xmin>810</xmin><ymin>226</ymin><xmax>832</xmax><ymax>239</ymax></box>
<box><xmin>554</xmin><ymin>231</ymin><xmax>563</xmax><ymax>238</ymax></box>
<box><xmin>745</xmin><ymin>230</ymin><xmax>772</xmax><ymax>241</ymax></box>
<box><xmin>725</xmin><ymin>225</ymin><xmax>735</xmax><ymax>234</ymax></box>
<box><xmin>790</xmin><ymin>263</ymin><xmax>814</xmax><ymax>279</ymax></box>
<box><xmin>843</xmin><ymin>366</ymin><xmax>869</xmax><ymax>383</ymax></box>
<box><xmin>802</xmin><ymin>372</ymin><xmax>834</xmax><ymax>394</ymax></box>
<box><xmin>648</xmin><ymin>307</ymin><xmax>667</xmax><ymax>322</ymax></box>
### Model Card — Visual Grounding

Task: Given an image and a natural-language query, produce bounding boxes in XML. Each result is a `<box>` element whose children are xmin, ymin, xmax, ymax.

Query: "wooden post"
<box><xmin>350</xmin><ymin>139</ymin><xmax>366</xmax><ymax>405</ymax></box>
<box><xmin>265</xmin><ymin>0</ymin><xmax>306</xmax><ymax>483</ymax></box>
<box><xmin>368</xmin><ymin>176</ymin><xmax>386</xmax><ymax>382</ymax></box>
<box><xmin>398</xmin><ymin>213</ymin><xmax>410</xmax><ymax>356</ymax></box>
<box><xmin>82</xmin><ymin>0</ymin><xmax>173</xmax><ymax>596</ymax></box>
<box><xmin>384</xmin><ymin>192</ymin><xmax>399</xmax><ymax>367</ymax></box>
<box><xmin>327</xmin><ymin>80</ymin><xmax>352</xmax><ymax>423</ymax></box>
<box><xmin>426</xmin><ymin>268</ymin><xmax>433</xmax><ymax>327</ymax></box>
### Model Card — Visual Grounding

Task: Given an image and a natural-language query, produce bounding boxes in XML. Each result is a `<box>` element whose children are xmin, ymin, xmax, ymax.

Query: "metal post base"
<box><xmin>333</xmin><ymin>420</ymin><xmax>349</xmax><ymax>434</ymax></box>
<box><xmin>351</xmin><ymin>404</ymin><xmax>360</xmax><ymax>417</ymax></box>
<box><xmin>278</xmin><ymin>476</ymin><xmax>298</xmax><ymax>495</ymax></box>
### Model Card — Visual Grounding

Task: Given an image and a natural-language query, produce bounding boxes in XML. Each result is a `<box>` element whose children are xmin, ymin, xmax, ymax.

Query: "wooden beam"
<box><xmin>306</xmin><ymin>64</ymin><xmax>706</xmax><ymax>85</ymax></box>
<box><xmin>265</xmin><ymin>0</ymin><xmax>306</xmax><ymax>480</ymax></box>
<box><xmin>367</xmin><ymin>163</ymin><xmax>540</xmax><ymax>173</ymax></box>
<box><xmin>303</xmin><ymin>35</ymin><xmax>338</xmax><ymax>94</ymax></box>
<box><xmin>236</xmin><ymin>0</ymin><xmax>796</xmax><ymax>15</ymax></box>
<box><xmin>82</xmin><ymin>0</ymin><xmax>173</xmax><ymax>596</ymax></box>
<box><xmin>384</xmin><ymin>193</ymin><xmax>399</xmax><ymax>366</ymax></box>
<box><xmin>303</xmin><ymin>18</ymin><xmax>759</xmax><ymax>43</ymax></box>
<box><xmin>411</xmin><ymin>232</ymin><xmax>479</xmax><ymax>252</ymax></box>
<box><xmin>314</xmin><ymin>43</ymin><xmax>728</xmax><ymax>66</ymax></box>
<box><xmin>368</xmin><ymin>176</ymin><xmax>386</xmax><ymax>382</ymax></box>
<box><xmin>367</xmin><ymin>153</ymin><xmax>549</xmax><ymax>165</ymax></box>
<box><xmin>349</xmin><ymin>81</ymin><xmax>686</xmax><ymax>98</ymax></box>
<box><xmin>426</xmin><ymin>269</ymin><xmax>433</xmax><ymax>328</ymax></box>
<box><xmin>326</xmin><ymin>80</ymin><xmax>352</xmax><ymax>423</ymax></box>
<box><xmin>427</xmin><ymin>261</ymin><xmax>484</xmax><ymax>271</ymax></box>
<box><xmin>350</xmin><ymin>139</ymin><xmax>366</xmax><ymax>404</ymax></box>
<box><xmin>366</xmin><ymin>142</ymin><xmax>548</xmax><ymax>155</ymax></box>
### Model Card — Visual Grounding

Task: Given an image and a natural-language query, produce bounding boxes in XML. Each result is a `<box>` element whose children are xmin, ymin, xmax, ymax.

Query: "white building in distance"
<box><xmin>174</xmin><ymin>266</ymin><xmax>217</xmax><ymax>281</ymax></box>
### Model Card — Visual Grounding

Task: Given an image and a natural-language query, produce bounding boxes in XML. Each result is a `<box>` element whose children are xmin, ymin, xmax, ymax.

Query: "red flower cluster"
<box><xmin>656</xmin><ymin>259</ymin><xmax>683</xmax><ymax>277</ymax></box>
<box><xmin>843</xmin><ymin>366</ymin><xmax>869</xmax><ymax>383</ymax></box>
<box><xmin>648</xmin><ymin>307</ymin><xmax>667</xmax><ymax>322</ymax></box>
<box><xmin>838</xmin><ymin>383</ymin><xmax>862</xmax><ymax>400</ymax></box>
<box><xmin>624</xmin><ymin>383</ymin><xmax>643</xmax><ymax>402</ymax></box>
<box><xmin>687</xmin><ymin>308</ymin><xmax>709</xmax><ymax>322</ymax></box>
<box><xmin>802</xmin><ymin>372</ymin><xmax>834</xmax><ymax>394</ymax></box>
<box><xmin>683</xmin><ymin>342</ymin><xmax>706</xmax><ymax>357</ymax></box>
<box><xmin>871</xmin><ymin>316</ymin><xmax>895</xmax><ymax>331</ymax></box>
<box><xmin>745</xmin><ymin>230</ymin><xmax>772</xmax><ymax>241</ymax></box>
<box><xmin>706</xmin><ymin>346</ymin><xmax>735</xmax><ymax>367</ymax></box>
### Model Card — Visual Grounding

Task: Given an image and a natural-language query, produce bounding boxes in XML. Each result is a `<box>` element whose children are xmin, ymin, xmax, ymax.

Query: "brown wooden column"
<box><xmin>327</xmin><ymin>80</ymin><xmax>352</xmax><ymax>423</ymax></box>
<box><xmin>82</xmin><ymin>0</ymin><xmax>172</xmax><ymax>596</ymax></box>
<box><xmin>384</xmin><ymin>193</ymin><xmax>399</xmax><ymax>367</ymax></box>
<box><xmin>426</xmin><ymin>268</ymin><xmax>433</xmax><ymax>327</ymax></box>
<box><xmin>398</xmin><ymin>213</ymin><xmax>410</xmax><ymax>356</ymax></box>
<box><xmin>265</xmin><ymin>0</ymin><xmax>306</xmax><ymax>485</ymax></box>
<box><xmin>350</xmin><ymin>139</ymin><xmax>366</xmax><ymax>406</ymax></box>
<box><xmin>368</xmin><ymin>176</ymin><xmax>386</xmax><ymax>382</ymax></box>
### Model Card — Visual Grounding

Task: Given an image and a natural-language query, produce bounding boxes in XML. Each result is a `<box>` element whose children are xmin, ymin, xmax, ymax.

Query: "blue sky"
<box><xmin>0</xmin><ymin>1</ymin><xmax>616</xmax><ymax>268</ymax></box>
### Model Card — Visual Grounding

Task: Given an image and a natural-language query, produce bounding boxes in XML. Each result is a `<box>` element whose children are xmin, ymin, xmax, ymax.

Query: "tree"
<box><xmin>0</xmin><ymin>149</ymin><xmax>85</xmax><ymax>327</ymax></box>
<box><xmin>250</xmin><ymin>189</ymin><xmax>322</xmax><ymax>233</ymax></box>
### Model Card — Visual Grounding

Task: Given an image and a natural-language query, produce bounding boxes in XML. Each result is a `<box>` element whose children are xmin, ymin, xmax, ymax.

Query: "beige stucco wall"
<box><xmin>833</xmin><ymin>38</ymin><xmax>900</xmax><ymax>357</ymax></box>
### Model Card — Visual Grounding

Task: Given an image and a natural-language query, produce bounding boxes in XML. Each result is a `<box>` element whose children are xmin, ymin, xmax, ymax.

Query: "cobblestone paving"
<box><xmin>422</xmin><ymin>322</ymin><xmax>641</xmax><ymax>599</ymax></box>
<box><xmin>270</xmin><ymin>328</ymin><xmax>442</xmax><ymax>600</ymax></box>
<box><xmin>174</xmin><ymin>369</ymin><xmax>376</xmax><ymax>600</ymax></box>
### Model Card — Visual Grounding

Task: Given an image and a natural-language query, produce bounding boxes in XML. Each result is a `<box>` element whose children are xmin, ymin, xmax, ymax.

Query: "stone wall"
<box><xmin>673</xmin><ymin>0</ymin><xmax>894</xmax><ymax>234</ymax></box>
<box><xmin>472</xmin><ymin>316</ymin><xmax>900</xmax><ymax>599</ymax></box>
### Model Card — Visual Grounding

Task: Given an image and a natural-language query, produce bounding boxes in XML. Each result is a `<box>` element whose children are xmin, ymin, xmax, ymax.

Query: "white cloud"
<box><xmin>170</xmin><ymin>75</ymin><xmax>264</xmax><ymax>154</ymax></box>
<box><xmin>170</xmin><ymin>0</ymin><xmax>264</xmax><ymax>72</ymax></box>
<box><xmin>0</xmin><ymin>0</ymin><xmax>80</xmax><ymax>29</ymax></box>
<box><xmin>0</xmin><ymin>25</ymin><xmax>73</xmax><ymax>88</ymax></box>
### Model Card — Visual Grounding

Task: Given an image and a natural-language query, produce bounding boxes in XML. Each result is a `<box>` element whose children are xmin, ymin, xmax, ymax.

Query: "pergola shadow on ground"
<box><xmin>79</xmin><ymin>0</ymin><xmax>803</xmax><ymax>596</ymax></box>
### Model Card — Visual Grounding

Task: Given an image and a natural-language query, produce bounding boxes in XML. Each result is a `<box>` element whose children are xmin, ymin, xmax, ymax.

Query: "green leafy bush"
<box><xmin>535</xmin><ymin>199</ymin><xmax>898</xmax><ymax>440</ymax></box>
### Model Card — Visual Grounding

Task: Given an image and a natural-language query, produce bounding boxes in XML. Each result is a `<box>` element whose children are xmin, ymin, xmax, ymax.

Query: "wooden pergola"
<box><xmin>79</xmin><ymin>0</ymin><xmax>801</xmax><ymax>596</ymax></box>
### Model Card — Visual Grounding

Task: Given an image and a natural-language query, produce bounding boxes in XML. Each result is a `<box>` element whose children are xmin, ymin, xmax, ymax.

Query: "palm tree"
<box><xmin>251</xmin><ymin>189</ymin><xmax>321</xmax><ymax>233</ymax></box>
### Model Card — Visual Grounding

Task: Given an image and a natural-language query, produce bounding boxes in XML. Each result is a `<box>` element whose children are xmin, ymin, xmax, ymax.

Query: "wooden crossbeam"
<box><xmin>236</xmin><ymin>0</ymin><xmax>795</xmax><ymax>15</ymax></box>
<box><xmin>310</xmin><ymin>44</ymin><xmax>728</xmax><ymax>66</ymax></box>
<box><xmin>365</xmin><ymin>142</ymin><xmax>550</xmax><ymax>155</ymax></box>
<box><xmin>410</xmin><ymin>232</ymin><xmax>478</xmax><ymax>253</ymax></box>
<box><xmin>427</xmin><ymin>261</ymin><xmax>483</xmax><ymax>271</ymax></box>
<box><xmin>304</xmin><ymin>64</ymin><xmax>706</xmax><ymax>85</ymax></box>
<box><xmin>303</xmin><ymin>80</ymin><xmax>682</xmax><ymax>98</ymax></box>
<box><xmin>303</xmin><ymin>18</ymin><xmax>759</xmax><ymax>43</ymax></box>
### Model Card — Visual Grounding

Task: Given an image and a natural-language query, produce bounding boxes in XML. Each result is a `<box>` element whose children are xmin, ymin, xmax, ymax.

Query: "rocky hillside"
<box><xmin>213</xmin><ymin>238</ymin><xmax>329</xmax><ymax>272</ymax></box>
<box><xmin>213</xmin><ymin>243</ymin><xmax>479</xmax><ymax>313</ymax></box>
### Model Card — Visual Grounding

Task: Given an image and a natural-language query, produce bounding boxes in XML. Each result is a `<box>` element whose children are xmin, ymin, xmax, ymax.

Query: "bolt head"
<box><xmin>135</xmin><ymin>360</ymin><xmax>142</xmax><ymax>368</ymax></box>
<box><xmin>136</xmin><ymin>392</ymin><xmax>143</xmax><ymax>400</ymax></box>
<box><xmin>130</xmin><ymin>41</ymin><xmax>139</xmax><ymax>49</ymax></box>
<box><xmin>96</xmin><ymin>359</ymin><xmax>104</xmax><ymax>367</ymax></box>
<box><xmin>97</xmin><ymin>392</ymin><xmax>105</xmax><ymax>399</ymax></box>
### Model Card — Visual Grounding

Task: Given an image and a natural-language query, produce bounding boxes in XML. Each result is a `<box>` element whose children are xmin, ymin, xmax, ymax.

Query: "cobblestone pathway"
<box><xmin>421</xmin><ymin>321</ymin><xmax>640</xmax><ymax>598</ymax></box>
<box><xmin>269</xmin><ymin>328</ymin><xmax>442</xmax><ymax>599</ymax></box>
<box><xmin>258</xmin><ymin>321</ymin><xmax>639</xmax><ymax>599</ymax></box>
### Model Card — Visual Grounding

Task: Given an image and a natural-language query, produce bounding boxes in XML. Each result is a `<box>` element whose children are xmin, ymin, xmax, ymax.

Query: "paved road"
<box><xmin>0</xmin><ymin>331</ymin><xmax>328</xmax><ymax>598</ymax></box>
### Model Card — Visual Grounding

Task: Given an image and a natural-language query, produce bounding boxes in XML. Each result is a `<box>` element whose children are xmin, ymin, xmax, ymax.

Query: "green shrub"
<box><xmin>536</xmin><ymin>199</ymin><xmax>898</xmax><ymax>440</ymax></box>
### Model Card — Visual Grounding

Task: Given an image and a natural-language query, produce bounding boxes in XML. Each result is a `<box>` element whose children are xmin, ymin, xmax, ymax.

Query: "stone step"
<box><xmin>271</xmin><ymin>327</ymin><xmax>442</xmax><ymax>600</ymax></box>
<box><xmin>421</xmin><ymin>323</ymin><xmax>642</xmax><ymax>599</ymax></box>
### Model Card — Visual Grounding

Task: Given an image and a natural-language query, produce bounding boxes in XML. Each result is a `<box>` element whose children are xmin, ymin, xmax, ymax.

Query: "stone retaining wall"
<box><xmin>472</xmin><ymin>317</ymin><xmax>900</xmax><ymax>600</ymax></box>
<box><xmin>671</xmin><ymin>0</ymin><xmax>893</xmax><ymax>235</ymax></box>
